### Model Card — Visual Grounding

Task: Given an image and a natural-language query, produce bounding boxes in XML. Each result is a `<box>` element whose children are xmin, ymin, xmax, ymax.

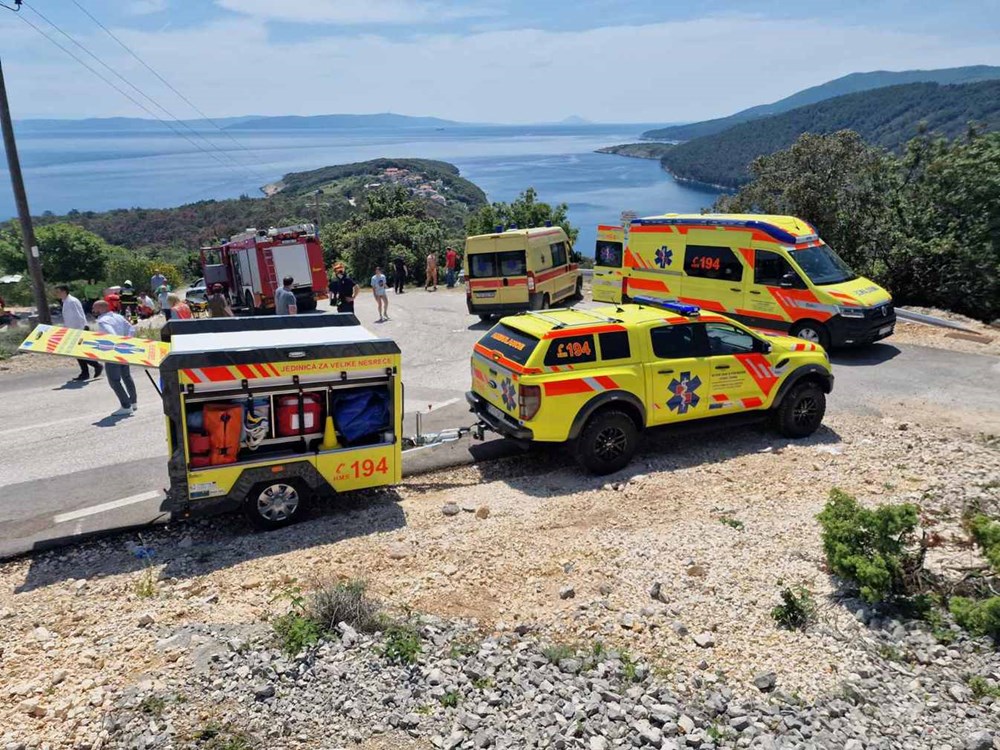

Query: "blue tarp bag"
<box><xmin>333</xmin><ymin>388</ymin><xmax>390</xmax><ymax>443</ymax></box>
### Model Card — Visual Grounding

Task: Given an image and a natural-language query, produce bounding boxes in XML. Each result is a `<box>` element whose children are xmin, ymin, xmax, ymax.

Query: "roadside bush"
<box><xmin>309</xmin><ymin>578</ymin><xmax>384</xmax><ymax>633</ymax></box>
<box><xmin>968</xmin><ymin>514</ymin><xmax>1000</xmax><ymax>573</ymax></box>
<box><xmin>817</xmin><ymin>488</ymin><xmax>921</xmax><ymax>603</ymax></box>
<box><xmin>273</xmin><ymin>610</ymin><xmax>323</xmax><ymax>655</ymax></box>
<box><xmin>771</xmin><ymin>586</ymin><xmax>817</xmax><ymax>630</ymax></box>
<box><xmin>382</xmin><ymin>623</ymin><xmax>421</xmax><ymax>664</ymax></box>
<box><xmin>949</xmin><ymin>596</ymin><xmax>1000</xmax><ymax>640</ymax></box>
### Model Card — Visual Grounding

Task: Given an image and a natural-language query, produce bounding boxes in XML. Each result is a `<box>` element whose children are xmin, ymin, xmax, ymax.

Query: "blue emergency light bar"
<box><xmin>632</xmin><ymin>296</ymin><xmax>701</xmax><ymax>317</ymax></box>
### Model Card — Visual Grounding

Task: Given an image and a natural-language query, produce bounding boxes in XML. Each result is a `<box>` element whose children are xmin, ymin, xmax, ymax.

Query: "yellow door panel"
<box><xmin>19</xmin><ymin>325</ymin><xmax>168</xmax><ymax>368</ymax></box>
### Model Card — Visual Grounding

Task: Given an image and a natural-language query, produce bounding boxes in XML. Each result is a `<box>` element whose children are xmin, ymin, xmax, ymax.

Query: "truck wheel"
<box><xmin>575</xmin><ymin>409</ymin><xmax>639</xmax><ymax>475</ymax></box>
<box><xmin>478</xmin><ymin>314</ymin><xmax>492</xmax><ymax>323</ymax></box>
<box><xmin>244</xmin><ymin>480</ymin><xmax>305</xmax><ymax>530</ymax></box>
<box><xmin>773</xmin><ymin>382</ymin><xmax>826</xmax><ymax>438</ymax></box>
<box><xmin>244</xmin><ymin>290</ymin><xmax>257</xmax><ymax>316</ymax></box>
<box><xmin>790</xmin><ymin>320</ymin><xmax>830</xmax><ymax>350</ymax></box>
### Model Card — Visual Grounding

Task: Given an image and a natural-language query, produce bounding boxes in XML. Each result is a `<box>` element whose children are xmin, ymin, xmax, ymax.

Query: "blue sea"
<box><xmin>2</xmin><ymin>124</ymin><xmax>722</xmax><ymax>255</ymax></box>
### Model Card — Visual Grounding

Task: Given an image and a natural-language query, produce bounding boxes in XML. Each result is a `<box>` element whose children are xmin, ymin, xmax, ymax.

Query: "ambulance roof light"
<box><xmin>632</xmin><ymin>296</ymin><xmax>700</xmax><ymax>317</ymax></box>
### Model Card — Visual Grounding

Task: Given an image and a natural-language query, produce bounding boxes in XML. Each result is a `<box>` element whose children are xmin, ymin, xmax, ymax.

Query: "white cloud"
<box><xmin>4</xmin><ymin>14</ymin><xmax>1000</xmax><ymax>122</ymax></box>
<box><xmin>127</xmin><ymin>0</ymin><xmax>168</xmax><ymax>15</ymax></box>
<box><xmin>214</xmin><ymin>0</ymin><xmax>489</xmax><ymax>24</ymax></box>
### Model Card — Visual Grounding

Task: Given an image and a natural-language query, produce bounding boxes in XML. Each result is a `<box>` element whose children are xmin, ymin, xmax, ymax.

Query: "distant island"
<box><xmin>596</xmin><ymin>143</ymin><xmax>675</xmax><ymax>160</ymax></box>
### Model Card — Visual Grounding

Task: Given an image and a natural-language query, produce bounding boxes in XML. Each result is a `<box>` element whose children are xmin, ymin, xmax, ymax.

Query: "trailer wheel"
<box><xmin>244</xmin><ymin>480</ymin><xmax>305</xmax><ymax>530</ymax></box>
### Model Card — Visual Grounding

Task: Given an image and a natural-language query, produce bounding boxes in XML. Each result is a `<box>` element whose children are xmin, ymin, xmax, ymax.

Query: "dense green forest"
<box><xmin>643</xmin><ymin>65</ymin><xmax>1000</xmax><ymax>142</ymax></box>
<box><xmin>661</xmin><ymin>80</ymin><xmax>1000</xmax><ymax>188</ymax></box>
<box><xmin>595</xmin><ymin>143</ymin><xmax>674</xmax><ymax>159</ymax></box>
<box><xmin>715</xmin><ymin>130</ymin><xmax>1000</xmax><ymax>321</ymax></box>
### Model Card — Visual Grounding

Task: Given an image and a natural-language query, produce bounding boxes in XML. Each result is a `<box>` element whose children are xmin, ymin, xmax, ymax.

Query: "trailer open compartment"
<box><xmin>160</xmin><ymin>314</ymin><xmax>402</xmax><ymax>528</ymax></box>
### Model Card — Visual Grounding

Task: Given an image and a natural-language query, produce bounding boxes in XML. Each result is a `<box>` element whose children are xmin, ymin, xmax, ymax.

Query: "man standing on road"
<box><xmin>445</xmin><ymin>246</ymin><xmax>458</xmax><ymax>288</ymax></box>
<box><xmin>329</xmin><ymin>263</ymin><xmax>359</xmax><ymax>314</ymax></box>
<box><xmin>275</xmin><ymin>276</ymin><xmax>298</xmax><ymax>316</ymax></box>
<box><xmin>371</xmin><ymin>266</ymin><xmax>389</xmax><ymax>322</ymax></box>
<box><xmin>56</xmin><ymin>284</ymin><xmax>102</xmax><ymax>382</ymax></box>
<box><xmin>425</xmin><ymin>251</ymin><xmax>438</xmax><ymax>291</ymax></box>
<box><xmin>393</xmin><ymin>255</ymin><xmax>407</xmax><ymax>294</ymax></box>
<box><xmin>92</xmin><ymin>300</ymin><xmax>137</xmax><ymax>417</ymax></box>
<box><xmin>150</xmin><ymin>269</ymin><xmax>166</xmax><ymax>294</ymax></box>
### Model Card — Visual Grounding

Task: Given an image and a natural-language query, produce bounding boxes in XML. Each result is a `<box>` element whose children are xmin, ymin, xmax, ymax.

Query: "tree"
<box><xmin>364</xmin><ymin>185</ymin><xmax>423</xmax><ymax>222</ymax></box>
<box><xmin>715</xmin><ymin>129</ymin><xmax>1000</xmax><ymax>321</ymax></box>
<box><xmin>321</xmin><ymin>215</ymin><xmax>445</xmax><ymax>286</ymax></box>
<box><xmin>467</xmin><ymin>188</ymin><xmax>579</xmax><ymax>250</ymax></box>
<box><xmin>0</xmin><ymin>221</ymin><xmax>109</xmax><ymax>282</ymax></box>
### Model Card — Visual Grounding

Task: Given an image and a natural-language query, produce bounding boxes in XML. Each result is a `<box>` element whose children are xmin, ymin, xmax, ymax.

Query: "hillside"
<box><xmin>34</xmin><ymin>158</ymin><xmax>486</xmax><ymax>251</ymax></box>
<box><xmin>595</xmin><ymin>142</ymin><xmax>674</xmax><ymax>160</ymax></box>
<box><xmin>660</xmin><ymin>80</ymin><xmax>1000</xmax><ymax>188</ymax></box>
<box><xmin>642</xmin><ymin>65</ymin><xmax>1000</xmax><ymax>141</ymax></box>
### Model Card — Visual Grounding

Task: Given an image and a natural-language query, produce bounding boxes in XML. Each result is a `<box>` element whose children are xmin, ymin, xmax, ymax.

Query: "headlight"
<box><xmin>838</xmin><ymin>305</ymin><xmax>865</xmax><ymax>318</ymax></box>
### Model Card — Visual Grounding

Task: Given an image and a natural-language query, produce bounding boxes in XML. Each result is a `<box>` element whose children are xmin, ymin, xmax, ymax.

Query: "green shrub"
<box><xmin>541</xmin><ymin>643</ymin><xmax>575</xmax><ymax>665</ymax></box>
<box><xmin>308</xmin><ymin>579</ymin><xmax>384</xmax><ymax>633</ymax></box>
<box><xmin>771</xmin><ymin>586</ymin><xmax>817</xmax><ymax>630</ymax></box>
<box><xmin>817</xmin><ymin>488</ymin><xmax>921</xmax><ymax>602</ymax></box>
<box><xmin>949</xmin><ymin>596</ymin><xmax>1000</xmax><ymax>639</ymax></box>
<box><xmin>968</xmin><ymin>514</ymin><xmax>1000</xmax><ymax>573</ymax></box>
<box><xmin>439</xmin><ymin>690</ymin><xmax>460</xmax><ymax>708</ymax></box>
<box><xmin>272</xmin><ymin>611</ymin><xmax>323</xmax><ymax>655</ymax></box>
<box><xmin>382</xmin><ymin>623</ymin><xmax>421</xmax><ymax>664</ymax></box>
<box><xmin>968</xmin><ymin>675</ymin><xmax>1000</xmax><ymax>700</ymax></box>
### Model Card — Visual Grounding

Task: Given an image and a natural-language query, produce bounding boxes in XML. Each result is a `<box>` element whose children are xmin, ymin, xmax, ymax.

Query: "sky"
<box><xmin>2</xmin><ymin>0</ymin><xmax>1000</xmax><ymax>124</ymax></box>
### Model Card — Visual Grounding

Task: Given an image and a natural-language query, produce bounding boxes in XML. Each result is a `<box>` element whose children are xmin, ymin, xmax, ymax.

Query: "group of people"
<box><xmin>55</xmin><ymin>284</ymin><xmax>138</xmax><ymax>417</ymax></box>
<box><xmin>324</xmin><ymin>247</ymin><xmax>461</xmax><ymax>324</ymax></box>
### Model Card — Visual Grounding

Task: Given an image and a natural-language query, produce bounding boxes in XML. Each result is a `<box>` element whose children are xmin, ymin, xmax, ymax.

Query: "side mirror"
<box><xmin>779</xmin><ymin>272</ymin><xmax>796</xmax><ymax>288</ymax></box>
<box><xmin>754</xmin><ymin>339</ymin><xmax>772</xmax><ymax>354</ymax></box>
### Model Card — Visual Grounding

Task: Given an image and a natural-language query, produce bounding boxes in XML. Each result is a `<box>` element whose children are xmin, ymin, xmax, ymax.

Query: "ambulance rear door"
<box><xmin>593</xmin><ymin>225</ymin><xmax>624</xmax><ymax>303</ymax></box>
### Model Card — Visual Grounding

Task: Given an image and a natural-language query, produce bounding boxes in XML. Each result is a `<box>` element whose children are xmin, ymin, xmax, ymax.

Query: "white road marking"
<box><xmin>0</xmin><ymin>416</ymin><xmax>92</xmax><ymax>436</ymax></box>
<box><xmin>53</xmin><ymin>490</ymin><xmax>162</xmax><ymax>524</ymax></box>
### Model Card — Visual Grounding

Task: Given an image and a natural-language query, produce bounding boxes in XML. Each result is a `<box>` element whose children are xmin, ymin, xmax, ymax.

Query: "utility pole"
<box><xmin>0</xmin><ymin>56</ymin><xmax>50</xmax><ymax>324</ymax></box>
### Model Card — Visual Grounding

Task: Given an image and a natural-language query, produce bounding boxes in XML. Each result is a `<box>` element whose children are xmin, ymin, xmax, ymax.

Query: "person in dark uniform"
<box><xmin>329</xmin><ymin>262</ymin><xmax>359</xmax><ymax>313</ymax></box>
<box><xmin>392</xmin><ymin>255</ymin><xmax>407</xmax><ymax>294</ymax></box>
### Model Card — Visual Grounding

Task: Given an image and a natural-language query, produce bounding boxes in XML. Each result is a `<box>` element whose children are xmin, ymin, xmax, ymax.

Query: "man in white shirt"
<box><xmin>371</xmin><ymin>266</ymin><xmax>389</xmax><ymax>322</ymax></box>
<box><xmin>93</xmin><ymin>300</ymin><xmax>138</xmax><ymax>417</ymax></box>
<box><xmin>56</xmin><ymin>284</ymin><xmax>103</xmax><ymax>381</ymax></box>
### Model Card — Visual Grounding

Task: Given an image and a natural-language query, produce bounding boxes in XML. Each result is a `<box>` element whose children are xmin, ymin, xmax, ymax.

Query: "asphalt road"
<box><xmin>2</xmin><ymin>288</ymin><xmax>998</xmax><ymax>558</ymax></box>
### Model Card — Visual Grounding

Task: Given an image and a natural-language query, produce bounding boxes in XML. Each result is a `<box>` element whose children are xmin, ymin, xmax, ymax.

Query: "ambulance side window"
<box><xmin>598</xmin><ymin>331</ymin><xmax>630</xmax><ymax>361</ymax></box>
<box><xmin>754</xmin><ymin>250</ymin><xmax>800</xmax><ymax>287</ymax></box>
<box><xmin>544</xmin><ymin>334</ymin><xmax>597</xmax><ymax>366</ymax></box>
<box><xmin>650</xmin><ymin>324</ymin><xmax>704</xmax><ymax>359</ymax></box>
<box><xmin>684</xmin><ymin>245</ymin><xmax>743</xmax><ymax>282</ymax></box>
<box><xmin>550</xmin><ymin>242</ymin><xmax>568</xmax><ymax>267</ymax></box>
<box><xmin>706</xmin><ymin>323</ymin><xmax>755</xmax><ymax>355</ymax></box>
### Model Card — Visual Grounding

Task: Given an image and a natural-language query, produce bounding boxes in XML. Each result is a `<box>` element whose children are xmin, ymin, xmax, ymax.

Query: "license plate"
<box><xmin>879</xmin><ymin>325</ymin><xmax>893</xmax><ymax>336</ymax></box>
<box><xmin>474</xmin><ymin>291</ymin><xmax>496</xmax><ymax>299</ymax></box>
<box><xmin>486</xmin><ymin>403</ymin><xmax>506</xmax><ymax>421</ymax></box>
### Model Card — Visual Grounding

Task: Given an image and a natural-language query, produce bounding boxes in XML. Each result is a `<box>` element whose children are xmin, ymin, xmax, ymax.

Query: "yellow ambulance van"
<box><xmin>591</xmin><ymin>214</ymin><xmax>895</xmax><ymax>349</ymax></box>
<box><xmin>465</xmin><ymin>226</ymin><xmax>583</xmax><ymax>320</ymax></box>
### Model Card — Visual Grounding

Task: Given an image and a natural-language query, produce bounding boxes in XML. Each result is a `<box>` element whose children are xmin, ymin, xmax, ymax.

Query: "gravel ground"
<box><xmin>1</xmin><ymin>410</ymin><xmax>998</xmax><ymax>749</ymax></box>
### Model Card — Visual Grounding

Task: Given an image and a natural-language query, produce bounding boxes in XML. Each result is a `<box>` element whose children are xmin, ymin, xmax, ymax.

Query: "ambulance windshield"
<box><xmin>792</xmin><ymin>243</ymin><xmax>857</xmax><ymax>285</ymax></box>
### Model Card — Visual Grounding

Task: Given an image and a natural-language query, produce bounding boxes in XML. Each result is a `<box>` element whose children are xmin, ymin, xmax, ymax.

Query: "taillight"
<box><xmin>519</xmin><ymin>384</ymin><xmax>541</xmax><ymax>421</ymax></box>
<box><xmin>527</xmin><ymin>272</ymin><xmax>536</xmax><ymax>292</ymax></box>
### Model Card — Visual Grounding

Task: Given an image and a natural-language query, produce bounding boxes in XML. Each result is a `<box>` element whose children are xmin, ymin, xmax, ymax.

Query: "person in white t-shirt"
<box><xmin>371</xmin><ymin>266</ymin><xmax>389</xmax><ymax>322</ymax></box>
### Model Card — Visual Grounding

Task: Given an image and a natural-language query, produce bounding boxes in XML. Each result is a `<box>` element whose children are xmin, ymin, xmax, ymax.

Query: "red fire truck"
<box><xmin>201</xmin><ymin>224</ymin><xmax>327</xmax><ymax>314</ymax></box>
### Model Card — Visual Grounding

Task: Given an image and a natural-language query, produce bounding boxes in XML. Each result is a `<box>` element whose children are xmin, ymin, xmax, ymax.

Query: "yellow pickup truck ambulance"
<box><xmin>592</xmin><ymin>214</ymin><xmax>895</xmax><ymax>349</ymax></box>
<box><xmin>465</xmin><ymin>226</ymin><xmax>582</xmax><ymax>320</ymax></box>
<box><xmin>20</xmin><ymin>315</ymin><xmax>403</xmax><ymax>529</ymax></box>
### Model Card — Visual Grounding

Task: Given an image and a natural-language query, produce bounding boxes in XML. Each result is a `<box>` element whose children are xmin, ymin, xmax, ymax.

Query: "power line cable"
<box><xmin>23</xmin><ymin>4</ymin><xmax>267</xmax><ymax>183</ymax></box>
<box><xmin>68</xmin><ymin>0</ymin><xmax>271</xmax><ymax>174</ymax></box>
<box><xmin>15</xmin><ymin>12</ymin><xmax>257</xmax><ymax>182</ymax></box>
